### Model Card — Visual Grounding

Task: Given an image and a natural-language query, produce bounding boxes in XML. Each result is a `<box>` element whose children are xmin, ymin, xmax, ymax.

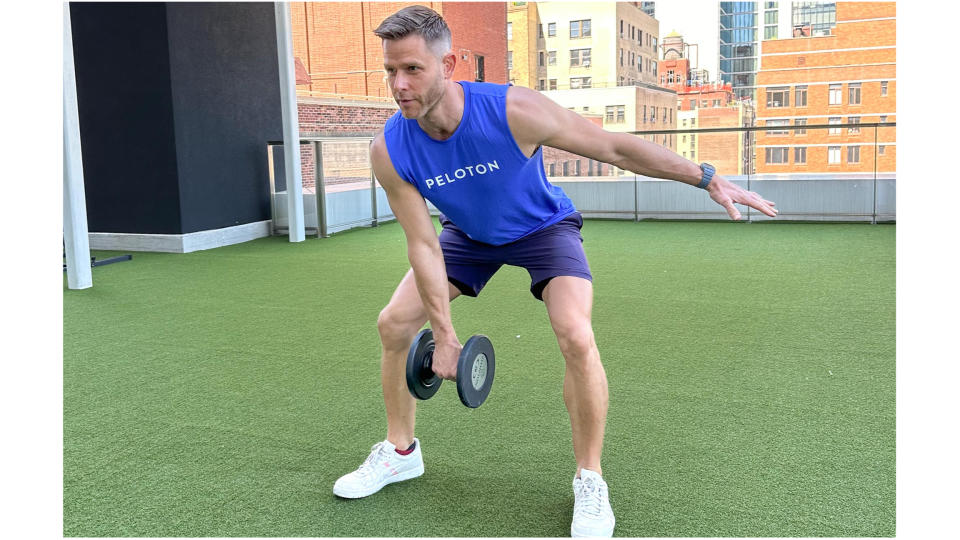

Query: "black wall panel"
<box><xmin>70</xmin><ymin>2</ymin><xmax>283</xmax><ymax>235</ymax></box>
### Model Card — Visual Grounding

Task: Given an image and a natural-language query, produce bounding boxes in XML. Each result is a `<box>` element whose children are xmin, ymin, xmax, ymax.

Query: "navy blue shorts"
<box><xmin>438</xmin><ymin>212</ymin><xmax>592</xmax><ymax>301</ymax></box>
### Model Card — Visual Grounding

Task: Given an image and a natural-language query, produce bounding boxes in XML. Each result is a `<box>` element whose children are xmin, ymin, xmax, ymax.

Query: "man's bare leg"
<box><xmin>377</xmin><ymin>268</ymin><xmax>461</xmax><ymax>449</ymax></box>
<box><xmin>542</xmin><ymin>276</ymin><xmax>608</xmax><ymax>476</ymax></box>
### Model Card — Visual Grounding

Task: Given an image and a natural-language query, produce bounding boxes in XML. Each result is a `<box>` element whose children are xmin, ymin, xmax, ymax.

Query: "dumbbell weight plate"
<box><xmin>456</xmin><ymin>335</ymin><xmax>495</xmax><ymax>408</ymax></box>
<box><xmin>406</xmin><ymin>329</ymin><xmax>442</xmax><ymax>400</ymax></box>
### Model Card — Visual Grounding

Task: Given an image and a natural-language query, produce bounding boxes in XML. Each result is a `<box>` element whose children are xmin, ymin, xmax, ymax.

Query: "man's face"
<box><xmin>382</xmin><ymin>35</ymin><xmax>448</xmax><ymax>120</ymax></box>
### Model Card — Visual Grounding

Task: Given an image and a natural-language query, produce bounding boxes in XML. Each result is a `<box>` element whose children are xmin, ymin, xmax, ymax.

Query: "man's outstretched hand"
<box><xmin>707</xmin><ymin>175</ymin><xmax>779</xmax><ymax>220</ymax></box>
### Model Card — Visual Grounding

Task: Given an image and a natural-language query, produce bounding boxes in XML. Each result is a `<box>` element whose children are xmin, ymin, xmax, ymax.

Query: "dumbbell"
<box><xmin>405</xmin><ymin>329</ymin><xmax>495</xmax><ymax>408</ymax></box>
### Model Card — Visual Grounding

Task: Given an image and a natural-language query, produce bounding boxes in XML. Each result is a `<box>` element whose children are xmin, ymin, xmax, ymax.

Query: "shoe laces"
<box><xmin>356</xmin><ymin>441</ymin><xmax>389</xmax><ymax>479</ymax></box>
<box><xmin>575</xmin><ymin>476</ymin><xmax>608</xmax><ymax>519</ymax></box>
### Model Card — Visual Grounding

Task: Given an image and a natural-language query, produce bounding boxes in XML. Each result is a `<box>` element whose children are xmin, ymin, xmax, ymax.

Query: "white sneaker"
<box><xmin>332</xmin><ymin>438</ymin><xmax>424</xmax><ymax>499</ymax></box>
<box><xmin>571</xmin><ymin>469</ymin><xmax>615</xmax><ymax>537</ymax></box>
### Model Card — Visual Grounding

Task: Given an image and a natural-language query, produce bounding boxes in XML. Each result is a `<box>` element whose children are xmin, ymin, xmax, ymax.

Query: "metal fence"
<box><xmin>267</xmin><ymin>123</ymin><xmax>896</xmax><ymax>237</ymax></box>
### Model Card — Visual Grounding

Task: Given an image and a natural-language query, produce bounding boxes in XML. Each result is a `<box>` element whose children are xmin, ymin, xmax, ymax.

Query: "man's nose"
<box><xmin>393</xmin><ymin>72</ymin><xmax>409</xmax><ymax>92</ymax></box>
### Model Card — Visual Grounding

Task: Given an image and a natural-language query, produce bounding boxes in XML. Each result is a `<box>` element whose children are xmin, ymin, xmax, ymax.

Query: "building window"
<box><xmin>881</xmin><ymin>80</ymin><xmax>888</xmax><ymax>96</ymax></box>
<box><xmin>570</xmin><ymin>77</ymin><xmax>592</xmax><ymax>89</ymax></box>
<box><xmin>620</xmin><ymin>20</ymin><xmax>624</xmax><ymax>37</ymax></box>
<box><xmin>682</xmin><ymin>135</ymin><xmax>687</xmax><ymax>143</ymax></box>
<box><xmin>712</xmin><ymin>99</ymin><xmax>721</xmax><ymax>107</ymax></box>
<box><xmin>795</xmin><ymin>85</ymin><xmax>807</xmax><ymax>107</ymax></box>
<box><xmin>767</xmin><ymin>87</ymin><xmax>790</xmax><ymax>107</ymax></box>
<box><xmin>767</xmin><ymin>119</ymin><xmax>790</xmax><ymax>135</ymax></box>
<box><xmin>547</xmin><ymin>22</ymin><xmax>556</xmax><ymax>37</ymax></box>
<box><xmin>690</xmin><ymin>99</ymin><xmax>697</xmax><ymax>109</ymax></box>
<box><xmin>576</xmin><ymin>160</ymin><xmax>582</xmax><ymax>176</ymax></box>
<box><xmin>538</xmin><ymin>51</ymin><xmax>544</xmax><ymax>66</ymax></box>
<box><xmin>538</xmin><ymin>24</ymin><xmax>543</xmax><ymax>38</ymax></box>
<box><xmin>765</xmin><ymin>147</ymin><xmax>789</xmax><ymax>164</ymax></box>
<box><xmin>508</xmin><ymin>51</ymin><xmax>513</xmax><ymax>70</ymax></box>
<box><xmin>847</xmin><ymin>146</ymin><xmax>860</xmax><ymax>163</ymax></box>
<box><xmin>475</xmin><ymin>55</ymin><xmax>484</xmax><ymax>82</ymax></box>
<box><xmin>879</xmin><ymin>145</ymin><xmax>886</xmax><ymax>155</ymax></box>
<box><xmin>570</xmin><ymin>19</ymin><xmax>591</xmax><ymax>38</ymax></box>
<box><xmin>794</xmin><ymin>147</ymin><xmax>807</xmax><ymax>164</ymax></box>
<box><xmin>570</xmin><ymin>48</ymin><xmax>592</xmax><ymax>67</ymax></box>
<box><xmin>764</xmin><ymin>25</ymin><xmax>778</xmax><ymax>39</ymax></box>
<box><xmin>828</xmin><ymin>117</ymin><xmax>842</xmax><ymax>135</ymax></box>
<box><xmin>605</xmin><ymin>105</ymin><xmax>626</xmax><ymax>123</ymax></box>
<box><xmin>652</xmin><ymin>60</ymin><xmax>657</xmax><ymax>77</ymax></box>
<box><xmin>828</xmin><ymin>146</ymin><xmax>841</xmax><ymax>164</ymax></box>
<box><xmin>549</xmin><ymin>79</ymin><xmax>557</xmax><ymax>90</ymax></box>
<box><xmin>795</xmin><ymin>118</ymin><xmax>807</xmax><ymax>135</ymax></box>
<box><xmin>620</xmin><ymin>48</ymin><xmax>624</xmax><ymax>66</ymax></box>
<box><xmin>538</xmin><ymin>79</ymin><xmax>545</xmax><ymax>90</ymax></box>
<box><xmin>548</xmin><ymin>50</ymin><xmax>556</xmax><ymax>66</ymax></box>
<box><xmin>691</xmin><ymin>150</ymin><xmax>696</xmax><ymax>161</ymax></box>
<box><xmin>848</xmin><ymin>82</ymin><xmax>861</xmax><ymax>105</ymax></box>
<box><xmin>880</xmin><ymin>115</ymin><xmax>888</xmax><ymax>123</ymax></box>
<box><xmin>848</xmin><ymin>116</ymin><xmax>861</xmax><ymax>134</ymax></box>
<box><xmin>507</xmin><ymin>22</ymin><xmax>513</xmax><ymax>41</ymax></box>
<box><xmin>649</xmin><ymin>106</ymin><xmax>656</xmax><ymax>122</ymax></box>
<box><xmin>549</xmin><ymin>163</ymin><xmax>555</xmax><ymax>176</ymax></box>
<box><xmin>638</xmin><ymin>29</ymin><xmax>643</xmax><ymax>44</ymax></box>
<box><xmin>829</xmin><ymin>84</ymin><xmax>842</xmax><ymax>105</ymax></box>
<box><xmin>690</xmin><ymin>133</ymin><xmax>696</xmax><ymax>144</ymax></box>
<box><xmin>563</xmin><ymin>161</ymin><xmax>569</xmax><ymax>176</ymax></box>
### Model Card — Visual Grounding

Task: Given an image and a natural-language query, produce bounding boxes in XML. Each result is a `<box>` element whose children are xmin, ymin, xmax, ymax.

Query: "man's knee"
<box><xmin>377</xmin><ymin>304</ymin><xmax>420</xmax><ymax>350</ymax></box>
<box><xmin>555</xmin><ymin>323</ymin><xmax>597</xmax><ymax>363</ymax></box>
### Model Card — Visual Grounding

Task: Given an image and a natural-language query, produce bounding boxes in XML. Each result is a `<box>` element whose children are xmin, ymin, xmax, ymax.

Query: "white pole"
<box><xmin>63</xmin><ymin>3</ymin><xmax>92</xmax><ymax>290</ymax></box>
<box><xmin>275</xmin><ymin>2</ymin><xmax>305</xmax><ymax>242</ymax></box>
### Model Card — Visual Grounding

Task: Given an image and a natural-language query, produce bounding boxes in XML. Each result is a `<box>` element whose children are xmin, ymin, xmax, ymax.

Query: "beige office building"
<box><xmin>543</xmin><ymin>84</ymin><xmax>678</xmax><ymax>152</ymax></box>
<box><xmin>508</xmin><ymin>2</ymin><xmax>660</xmax><ymax>91</ymax></box>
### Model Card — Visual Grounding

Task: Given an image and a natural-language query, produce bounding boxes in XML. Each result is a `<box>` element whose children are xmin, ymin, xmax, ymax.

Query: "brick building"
<box><xmin>658</xmin><ymin>32</ymin><xmax>753</xmax><ymax>174</ymax></box>
<box><xmin>755</xmin><ymin>2</ymin><xmax>896</xmax><ymax>174</ymax></box>
<box><xmin>291</xmin><ymin>2</ymin><xmax>507</xmax><ymax>100</ymax></box>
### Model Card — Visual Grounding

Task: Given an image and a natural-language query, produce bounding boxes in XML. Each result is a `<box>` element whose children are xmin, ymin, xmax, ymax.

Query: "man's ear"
<box><xmin>441</xmin><ymin>51</ymin><xmax>456</xmax><ymax>79</ymax></box>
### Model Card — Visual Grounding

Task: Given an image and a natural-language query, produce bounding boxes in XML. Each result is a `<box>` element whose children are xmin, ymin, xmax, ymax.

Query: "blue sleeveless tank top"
<box><xmin>382</xmin><ymin>81</ymin><xmax>575</xmax><ymax>246</ymax></box>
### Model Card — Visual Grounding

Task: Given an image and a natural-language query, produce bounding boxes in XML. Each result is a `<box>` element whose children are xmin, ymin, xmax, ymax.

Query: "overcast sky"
<box><xmin>651</xmin><ymin>0</ymin><xmax>721</xmax><ymax>79</ymax></box>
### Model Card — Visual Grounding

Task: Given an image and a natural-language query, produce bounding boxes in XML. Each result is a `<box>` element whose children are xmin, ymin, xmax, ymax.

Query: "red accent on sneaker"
<box><xmin>395</xmin><ymin>442</ymin><xmax>416</xmax><ymax>456</ymax></box>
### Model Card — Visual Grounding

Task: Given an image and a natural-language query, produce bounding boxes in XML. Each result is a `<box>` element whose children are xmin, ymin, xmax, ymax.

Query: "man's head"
<box><xmin>375</xmin><ymin>6</ymin><xmax>456</xmax><ymax>119</ymax></box>
<box><xmin>374</xmin><ymin>5</ymin><xmax>452</xmax><ymax>58</ymax></box>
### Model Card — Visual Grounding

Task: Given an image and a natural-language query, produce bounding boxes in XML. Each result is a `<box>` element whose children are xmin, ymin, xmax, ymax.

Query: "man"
<box><xmin>332</xmin><ymin>6</ymin><xmax>778</xmax><ymax>537</ymax></box>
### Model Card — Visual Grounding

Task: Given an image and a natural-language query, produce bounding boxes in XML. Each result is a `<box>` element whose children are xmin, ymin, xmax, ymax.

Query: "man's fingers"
<box><xmin>738</xmin><ymin>192</ymin><xmax>779</xmax><ymax>217</ymax></box>
<box><xmin>723</xmin><ymin>200</ymin><xmax>742</xmax><ymax>220</ymax></box>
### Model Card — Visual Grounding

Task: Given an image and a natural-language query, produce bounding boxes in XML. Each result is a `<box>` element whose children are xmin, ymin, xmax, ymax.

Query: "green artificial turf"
<box><xmin>63</xmin><ymin>220</ymin><xmax>895</xmax><ymax>537</ymax></box>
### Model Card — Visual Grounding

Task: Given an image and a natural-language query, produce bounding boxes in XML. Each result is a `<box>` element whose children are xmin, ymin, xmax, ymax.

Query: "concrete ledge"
<box><xmin>89</xmin><ymin>220</ymin><xmax>272</xmax><ymax>253</ymax></box>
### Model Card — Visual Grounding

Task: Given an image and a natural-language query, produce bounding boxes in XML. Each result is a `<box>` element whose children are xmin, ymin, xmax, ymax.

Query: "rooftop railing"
<box><xmin>267</xmin><ymin>122</ymin><xmax>895</xmax><ymax>237</ymax></box>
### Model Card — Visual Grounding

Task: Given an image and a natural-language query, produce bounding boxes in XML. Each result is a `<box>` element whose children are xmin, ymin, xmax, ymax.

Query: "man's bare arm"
<box><xmin>505</xmin><ymin>85</ymin><xmax>778</xmax><ymax>220</ymax></box>
<box><xmin>370</xmin><ymin>135</ymin><xmax>461</xmax><ymax>377</ymax></box>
